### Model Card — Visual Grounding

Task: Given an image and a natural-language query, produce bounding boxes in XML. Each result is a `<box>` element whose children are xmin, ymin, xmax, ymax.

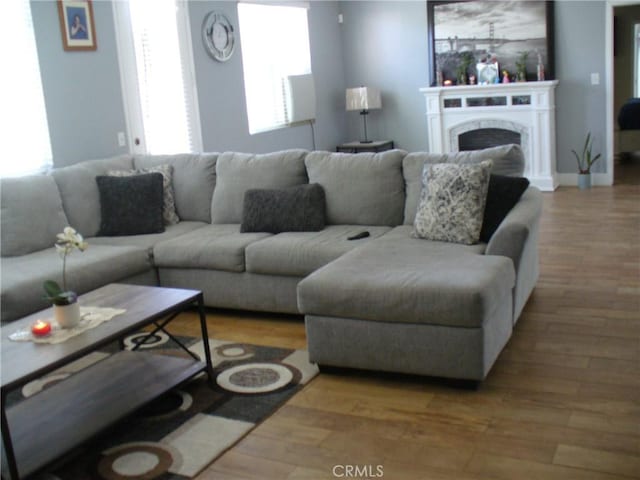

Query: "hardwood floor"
<box><xmin>168</xmin><ymin>179</ymin><xmax>640</xmax><ymax>480</ymax></box>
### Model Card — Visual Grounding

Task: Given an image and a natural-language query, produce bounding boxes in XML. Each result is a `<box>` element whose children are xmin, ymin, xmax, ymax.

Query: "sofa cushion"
<box><xmin>414</xmin><ymin>161</ymin><xmax>492</xmax><ymax>245</ymax></box>
<box><xmin>240</xmin><ymin>184</ymin><xmax>326</xmax><ymax>234</ymax></box>
<box><xmin>1</xmin><ymin>245</ymin><xmax>152</xmax><ymax>322</ymax></box>
<box><xmin>211</xmin><ymin>150</ymin><xmax>308</xmax><ymax>224</ymax></box>
<box><xmin>297</xmin><ymin>228</ymin><xmax>514</xmax><ymax>328</ymax></box>
<box><xmin>96</xmin><ymin>173</ymin><xmax>165</xmax><ymax>236</ymax></box>
<box><xmin>304</xmin><ymin>150</ymin><xmax>406</xmax><ymax>226</ymax></box>
<box><xmin>133</xmin><ymin>153</ymin><xmax>218</xmax><ymax>222</ymax></box>
<box><xmin>153</xmin><ymin>225</ymin><xmax>270</xmax><ymax>272</ymax></box>
<box><xmin>480</xmin><ymin>175</ymin><xmax>530</xmax><ymax>242</ymax></box>
<box><xmin>51</xmin><ymin>155</ymin><xmax>135</xmax><ymax>237</ymax></box>
<box><xmin>108</xmin><ymin>164</ymin><xmax>180</xmax><ymax>225</ymax></box>
<box><xmin>245</xmin><ymin>225</ymin><xmax>392</xmax><ymax>277</ymax></box>
<box><xmin>89</xmin><ymin>221</ymin><xmax>207</xmax><ymax>253</ymax></box>
<box><xmin>1</xmin><ymin>175</ymin><xmax>70</xmax><ymax>257</ymax></box>
<box><xmin>403</xmin><ymin>144</ymin><xmax>525</xmax><ymax>224</ymax></box>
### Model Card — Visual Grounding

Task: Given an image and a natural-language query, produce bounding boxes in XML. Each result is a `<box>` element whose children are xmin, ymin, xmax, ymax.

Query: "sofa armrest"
<box><xmin>486</xmin><ymin>186</ymin><xmax>543</xmax><ymax>322</ymax></box>
<box><xmin>485</xmin><ymin>186</ymin><xmax>543</xmax><ymax>272</ymax></box>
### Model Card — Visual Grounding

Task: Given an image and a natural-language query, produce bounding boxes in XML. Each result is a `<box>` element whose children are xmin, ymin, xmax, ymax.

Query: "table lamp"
<box><xmin>346</xmin><ymin>86</ymin><xmax>381</xmax><ymax>143</ymax></box>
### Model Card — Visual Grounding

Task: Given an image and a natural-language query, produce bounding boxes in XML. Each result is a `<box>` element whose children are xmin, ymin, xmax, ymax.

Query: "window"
<box><xmin>238</xmin><ymin>2</ymin><xmax>312</xmax><ymax>134</ymax></box>
<box><xmin>113</xmin><ymin>0</ymin><xmax>202</xmax><ymax>154</ymax></box>
<box><xmin>0</xmin><ymin>1</ymin><xmax>52</xmax><ymax>177</ymax></box>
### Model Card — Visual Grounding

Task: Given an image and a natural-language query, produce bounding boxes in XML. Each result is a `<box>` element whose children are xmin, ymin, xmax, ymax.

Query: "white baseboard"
<box><xmin>556</xmin><ymin>173</ymin><xmax>613</xmax><ymax>187</ymax></box>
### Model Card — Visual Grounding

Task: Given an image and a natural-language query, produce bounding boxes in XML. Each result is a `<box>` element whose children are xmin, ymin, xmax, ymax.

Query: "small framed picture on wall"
<box><xmin>57</xmin><ymin>0</ymin><xmax>97</xmax><ymax>51</ymax></box>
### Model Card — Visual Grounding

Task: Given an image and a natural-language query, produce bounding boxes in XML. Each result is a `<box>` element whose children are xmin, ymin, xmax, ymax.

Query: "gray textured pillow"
<box><xmin>413</xmin><ymin>160</ymin><xmax>492</xmax><ymax>245</ymax></box>
<box><xmin>1</xmin><ymin>175</ymin><xmax>70</xmax><ymax>256</ymax></box>
<box><xmin>211</xmin><ymin>150</ymin><xmax>308</xmax><ymax>224</ymax></box>
<box><xmin>108</xmin><ymin>164</ymin><xmax>180</xmax><ymax>225</ymax></box>
<box><xmin>240</xmin><ymin>184</ymin><xmax>326</xmax><ymax>233</ymax></box>
<box><xmin>96</xmin><ymin>173</ymin><xmax>165</xmax><ymax>236</ymax></box>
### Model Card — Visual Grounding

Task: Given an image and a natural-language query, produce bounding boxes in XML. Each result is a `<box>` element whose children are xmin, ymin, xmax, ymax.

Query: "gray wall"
<box><xmin>554</xmin><ymin>1</ymin><xmax>607</xmax><ymax>173</ymax></box>
<box><xmin>31</xmin><ymin>0</ymin><xmax>128</xmax><ymax>167</ymax></box>
<box><xmin>31</xmin><ymin>0</ymin><xmax>612</xmax><ymax>175</ymax></box>
<box><xmin>189</xmin><ymin>1</ymin><xmax>346</xmax><ymax>153</ymax></box>
<box><xmin>31</xmin><ymin>0</ymin><xmax>346</xmax><ymax>168</ymax></box>
<box><xmin>339</xmin><ymin>1</ymin><xmax>430</xmax><ymax>151</ymax></box>
<box><xmin>339</xmin><ymin>0</ymin><xmax>609</xmax><ymax>174</ymax></box>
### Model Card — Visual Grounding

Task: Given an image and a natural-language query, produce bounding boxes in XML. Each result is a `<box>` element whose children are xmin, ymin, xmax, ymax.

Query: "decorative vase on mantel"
<box><xmin>54</xmin><ymin>301</ymin><xmax>81</xmax><ymax>328</ymax></box>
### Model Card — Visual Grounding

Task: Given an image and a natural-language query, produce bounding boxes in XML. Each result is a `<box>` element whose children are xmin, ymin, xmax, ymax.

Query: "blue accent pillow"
<box><xmin>96</xmin><ymin>173</ymin><xmax>165</xmax><ymax>236</ymax></box>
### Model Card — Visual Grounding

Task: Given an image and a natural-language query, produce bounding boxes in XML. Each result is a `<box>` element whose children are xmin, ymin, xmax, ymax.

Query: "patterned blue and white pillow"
<box><xmin>413</xmin><ymin>160</ymin><xmax>492</xmax><ymax>245</ymax></box>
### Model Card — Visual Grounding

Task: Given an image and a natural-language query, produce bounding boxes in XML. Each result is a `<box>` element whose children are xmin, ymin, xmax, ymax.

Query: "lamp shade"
<box><xmin>346</xmin><ymin>87</ymin><xmax>382</xmax><ymax>111</ymax></box>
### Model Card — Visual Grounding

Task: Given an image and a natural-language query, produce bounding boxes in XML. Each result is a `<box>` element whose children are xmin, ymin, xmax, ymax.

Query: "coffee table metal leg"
<box><xmin>196</xmin><ymin>296</ymin><xmax>215</xmax><ymax>387</ymax></box>
<box><xmin>1</xmin><ymin>391</ymin><xmax>20</xmax><ymax>480</ymax></box>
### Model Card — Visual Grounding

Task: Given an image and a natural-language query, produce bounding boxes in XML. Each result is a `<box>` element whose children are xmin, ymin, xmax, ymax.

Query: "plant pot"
<box><xmin>54</xmin><ymin>301</ymin><xmax>81</xmax><ymax>328</ymax></box>
<box><xmin>578</xmin><ymin>173</ymin><xmax>592</xmax><ymax>190</ymax></box>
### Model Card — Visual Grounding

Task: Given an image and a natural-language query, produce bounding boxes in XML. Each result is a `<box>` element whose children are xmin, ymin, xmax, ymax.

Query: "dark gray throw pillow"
<box><xmin>240</xmin><ymin>184</ymin><xmax>326</xmax><ymax>233</ymax></box>
<box><xmin>96</xmin><ymin>173</ymin><xmax>165</xmax><ymax>236</ymax></box>
<box><xmin>480</xmin><ymin>174</ymin><xmax>530</xmax><ymax>242</ymax></box>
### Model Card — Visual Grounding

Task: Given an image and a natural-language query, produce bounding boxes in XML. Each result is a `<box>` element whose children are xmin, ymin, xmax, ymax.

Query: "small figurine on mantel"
<box><xmin>502</xmin><ymin>70</ymin><xmax>510</xmax><ymax>83</ymax></box>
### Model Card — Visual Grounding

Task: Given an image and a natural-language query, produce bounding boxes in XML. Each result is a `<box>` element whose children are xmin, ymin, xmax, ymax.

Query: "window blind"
<box><xmin>0</xmin><ymin>0</ymin><xmax>52</xmax><ymax>177</ymax></box>
<box><xmin>238</xmin><ymin>2</ymin><xmax>312</xmax><ymax>134</ymax></box>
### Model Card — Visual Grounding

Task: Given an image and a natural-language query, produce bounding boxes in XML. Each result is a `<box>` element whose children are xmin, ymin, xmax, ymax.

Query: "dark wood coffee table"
<box><xmin>0</xmin><ymin>284</ymin><xmax>214</xmax><ymax>480</ymax></box>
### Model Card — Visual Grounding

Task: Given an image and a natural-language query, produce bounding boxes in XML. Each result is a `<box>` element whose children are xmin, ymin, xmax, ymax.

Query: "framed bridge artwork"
<box><xmin>427</xmin><ymin>0</ymin><xmax>554</xmax><ymax>86</ymax></box>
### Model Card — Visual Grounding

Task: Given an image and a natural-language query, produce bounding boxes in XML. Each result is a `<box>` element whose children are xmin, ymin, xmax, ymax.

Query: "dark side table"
<box><xmin>336</xmin><ymin>140</ymin><xmax>394</xmax><ymax>153</ymax></box>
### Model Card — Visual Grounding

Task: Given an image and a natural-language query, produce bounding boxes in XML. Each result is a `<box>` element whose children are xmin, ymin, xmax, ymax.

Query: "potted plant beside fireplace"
<box><xmin>572</xmin><ymin>132</ymin><xmax>601</xmax><ymax>189</ymax></box>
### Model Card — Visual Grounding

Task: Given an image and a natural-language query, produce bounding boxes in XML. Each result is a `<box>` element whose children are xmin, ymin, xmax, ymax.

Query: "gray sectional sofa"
<box><xmin>0</xmin><ymin>145</ymin><xmax>542</xmax><ymax>381</ymax></box>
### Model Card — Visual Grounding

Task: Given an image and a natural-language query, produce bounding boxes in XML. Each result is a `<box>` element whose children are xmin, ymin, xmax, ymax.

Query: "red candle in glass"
<box><xmin>31</xmin><ymin>320</ymin><xmax>52</xmax><ymax>336</ymax></box>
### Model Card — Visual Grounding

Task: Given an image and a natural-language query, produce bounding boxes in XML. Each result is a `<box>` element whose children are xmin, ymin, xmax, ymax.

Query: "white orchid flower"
<box><xmin>48</xmin><ymin>226</ymin><xmax>89</xmax><ymax>296</ymax></box>
<box><xmin>56</xmin><ymin>227</ymin><xmax>88</xmax><ymax>251</ymax></box>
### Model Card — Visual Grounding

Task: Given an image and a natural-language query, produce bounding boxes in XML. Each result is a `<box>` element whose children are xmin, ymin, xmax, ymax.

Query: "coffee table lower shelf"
<box><xmin>6</xmin><ymin>350</ymin><xmax>206</xmax><ymax>478</ymax></box>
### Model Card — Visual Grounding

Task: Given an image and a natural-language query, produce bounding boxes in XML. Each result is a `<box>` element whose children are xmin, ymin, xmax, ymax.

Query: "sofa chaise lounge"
<box><xmin>0</xmin><ymin>145</ymin><xmax>542</xmax><ymax>381</ymax></box>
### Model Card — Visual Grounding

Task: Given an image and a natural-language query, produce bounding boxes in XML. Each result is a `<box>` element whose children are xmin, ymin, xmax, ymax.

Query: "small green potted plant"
<box><xmin>44</xmin><ymin>227</ymin><xmax>88</xmax><ymax>328</ymax></box>
<box><xmin>572</xmin><ymin>132</ymin><xmax>602</xmax><ymax>189</ymax></box>
<box><xmin>456</xmin><ymin>52</ymin><xmax>474</xmax><ymax>85</ymax></box>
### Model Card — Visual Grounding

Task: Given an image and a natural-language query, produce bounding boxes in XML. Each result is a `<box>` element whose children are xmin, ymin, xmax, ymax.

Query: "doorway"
<box><xmin>611</xmin><ymin>2</ymin><xmax>640</xmax><ymax>185</ymax></box>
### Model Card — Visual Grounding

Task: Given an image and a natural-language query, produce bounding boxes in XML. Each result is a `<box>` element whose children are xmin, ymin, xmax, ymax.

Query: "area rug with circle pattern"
<box><xmin>13</xmin><ymin>334</ymin><xmax>319</xmax><ymax>479</ymax></box>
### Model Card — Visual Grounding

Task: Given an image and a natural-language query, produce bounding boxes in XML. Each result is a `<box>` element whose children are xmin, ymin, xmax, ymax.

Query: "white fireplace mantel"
<box><xmin>420</xmin><ymin>80</ymin><xmax>559</xmax><ymax>191</ymax></box>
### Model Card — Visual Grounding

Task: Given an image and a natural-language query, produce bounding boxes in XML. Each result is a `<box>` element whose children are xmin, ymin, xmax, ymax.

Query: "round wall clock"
<box><xmin>202</xmin><ymin>11</ymin><xmax>235</xmax><ymax>62</ymax></box>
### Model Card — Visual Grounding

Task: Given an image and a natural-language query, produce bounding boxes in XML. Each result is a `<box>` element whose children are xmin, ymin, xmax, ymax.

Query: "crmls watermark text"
<box><xmin>332</xmin><ymin>465</ymin><xmax>384</xmax><ymax>478</ymax></box>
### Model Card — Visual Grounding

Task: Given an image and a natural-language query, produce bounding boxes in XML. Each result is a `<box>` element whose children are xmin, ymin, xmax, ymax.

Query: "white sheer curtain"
<box><xmin>0</xmin><ymin>1</ymin><xmax>53</xmax><ymax>177</ymax></box>
<box><xmin>238</xmin><ymin>2</ymin><xmax>311</xmax><ymax>134</ymax></box>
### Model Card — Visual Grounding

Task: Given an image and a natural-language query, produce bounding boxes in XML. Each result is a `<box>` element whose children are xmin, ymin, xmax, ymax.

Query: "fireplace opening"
<box><xmin>458</xmin><ymin>128</ymin><xmax>521</xmax><ymax>151</ymax></box>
